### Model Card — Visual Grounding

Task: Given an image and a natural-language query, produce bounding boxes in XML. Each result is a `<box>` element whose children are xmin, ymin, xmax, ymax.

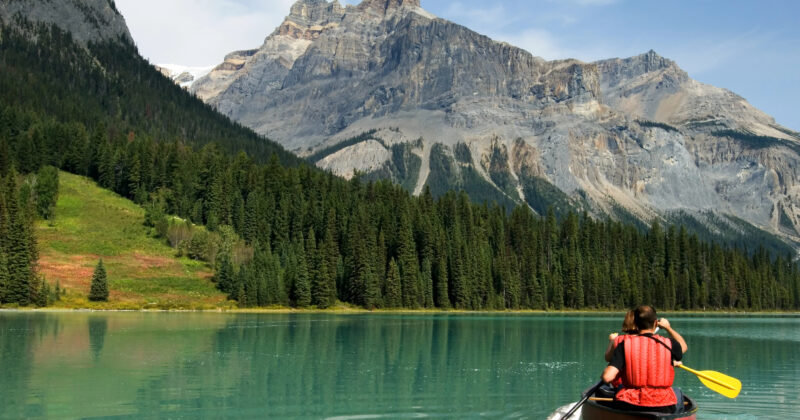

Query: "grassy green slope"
<box><xmin>36</xmin><ymin>172</ymin><xmax>228</xmax><ymax>309</ymax></box>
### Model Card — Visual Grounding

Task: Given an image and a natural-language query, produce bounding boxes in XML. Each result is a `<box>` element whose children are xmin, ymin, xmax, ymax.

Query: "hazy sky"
<box><xmin>115</xmin><ymin>0</ymin><xmax>800</xmax><ymax>130</ymax></box>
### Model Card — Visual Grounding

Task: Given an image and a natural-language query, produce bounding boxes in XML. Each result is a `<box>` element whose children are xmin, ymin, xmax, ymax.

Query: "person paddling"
<box><xmin>597</xmin><ymin>309</ymin><xmax>638</xmax><ymax>396</ymax></box>
<box><xmin>600</xmin><ymin>305</ymin><xmax>688</xmax><ymax>413</ymax></box>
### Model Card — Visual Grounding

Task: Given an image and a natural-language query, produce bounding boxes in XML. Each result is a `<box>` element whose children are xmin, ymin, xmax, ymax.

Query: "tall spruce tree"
<box><xmin>34</xmin><ymin>165</ymin><xmax>59</xmax><ymax>220</ymax></box>
<box><xmin>292</xmin><ymin>239</ymin><xmax>311</xmax><ymax>307</ymax></box>
<box><xmin>216</xmin><ymin>255</ymin><xmax>235</xmax><ymax>298</ymax></box>
<box><xmin>4</xmin><ymin>171</ymin><xmax>35</xmax><ymax>305</ymax></box>
<box><xmin>88</xmin><ymin>259</ymin><xmax>109</xmax><ymax>302</ymax></box>
<box><xmin>384</xmin><ymin>259</ymin><xmax>402</xmax><ymax>308</ymax></box>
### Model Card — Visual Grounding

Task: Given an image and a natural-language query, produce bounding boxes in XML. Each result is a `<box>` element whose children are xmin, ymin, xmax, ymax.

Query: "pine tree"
<box><xmin>34</xmin><ymin>165</ymin><xmax>59</xmax><ymax>220</ymax></box>
<box><xmin>308</xmin><ymin>228</ymin><xmax>333</xmax><ymax>308</ymax></box>
<box><xmin>384</xmin><ymin>258</ymin><xmax>402</xmax><ymax>308</ymax></box>
<box><xmin>292</xmin><ymin>240</ymin><xmax>311</xmax><ymax>307</ymax></box>
<box><xmin>433</xmin><ymin>251</ymin><xmax>450</xmax><ymax>308</ymax></box>
<box><xmin>235</xmin><ymin>264</ymin><xmax>251</xmax><ymax>307</ymax></box>
<box><xmin>4</xmin><ymin>172</ymin><xmax>34</xmax><ymax>305</ymax></box>
<box><xmin>321</xmin><ymin>210</ymin><xmax>339</xmax><ymax>305</ymax></box>
<box><xmin>397</xmin><ymin>207</ymin><xmax>420</xmax><ymax>308</ymax></box>
<box><xmin>216</xmin><ymin>255</ymin><xmax>235</xmax><ymax>298</ymax></box>
<box><xmin>0</xmin><ymin>252</ymin><xmax>9</xmax><ymax>304</ymax></box>
<box><xmin>88</xmin><ymin>259</ymin><xmax>109</xmax><ymax>302</ymax></box>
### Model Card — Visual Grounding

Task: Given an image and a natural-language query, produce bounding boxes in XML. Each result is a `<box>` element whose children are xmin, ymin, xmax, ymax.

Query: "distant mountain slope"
<box><xmin>187</xmin><ymin>0</ymin><xmax>800</xmax><ymax>250</ymax></box>
<box><xmin>0</xmin><ymin>0</ymin><xmax>300</xmax><ymax>166</ymax></box>
<box><xmin>0</xmin><ymin>0</ymin><xmax>131</xmax><ymax>45</ymax></box>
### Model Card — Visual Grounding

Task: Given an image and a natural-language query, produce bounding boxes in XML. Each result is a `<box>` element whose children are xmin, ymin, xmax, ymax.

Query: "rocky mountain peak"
<box><xmin>638</xmin><ymin>49</ymin><xmax>672</xmax><ymax>72</ymax></box>
<box><xmin>276</xmin><ymin>0</ymin><xmax>345</xmax><ymax>40</ymax></box>
<box><xmin>596</xmin><ymin>49</ymin><xmax>685</xmax><ymax>87</ymax></box>
<box><xmin>358</xmin><ymin>0</ymin><xmax>422</xmax><ymax>14</ymax></box>
<box><xmin>0</xmin><ymin>0</ymin><xmax>132</xmax><ymax>46</ymax></box>
<box><xmin>597</xmin><ymin>49</ymin><xmax>682</xmax><ymax>79</ymax></box>
<box><xmin>288</xmin><ymin>0</ymin><xmax>344</xmax><ymax>26</ymax></box>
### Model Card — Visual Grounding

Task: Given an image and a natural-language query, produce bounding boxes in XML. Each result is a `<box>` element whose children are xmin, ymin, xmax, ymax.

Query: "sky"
<box><xmin>115</xmin><ymin>0</ymin><xmax>800</xmax><ymax>131</ymax></box>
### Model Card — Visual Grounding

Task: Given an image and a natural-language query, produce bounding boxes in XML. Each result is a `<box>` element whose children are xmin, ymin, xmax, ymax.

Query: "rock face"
<box><xmin>0</xmin><ymin>0</ymin><xmax>132</xmax><ymax>45</ymax></box>
<box><xmin>192</xmin><ymin>0</ymin><xmax>345</xmax><ymax>103</ymax></box>
<box><xmin>155</xmin><ymin>64</ymin><xmax>215</xmax><ymax>89</ymax></box>
<box><xmin>186</xmin><ymin>0</ymin><xmax>800</xmax><ymax>247</ymax></box>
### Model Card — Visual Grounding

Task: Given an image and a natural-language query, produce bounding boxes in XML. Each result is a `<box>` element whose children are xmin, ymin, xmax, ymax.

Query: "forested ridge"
<box><xmin>0</xmin><ymin>21</ymin><xmax>799</xmax><ymax>310</ymax></box>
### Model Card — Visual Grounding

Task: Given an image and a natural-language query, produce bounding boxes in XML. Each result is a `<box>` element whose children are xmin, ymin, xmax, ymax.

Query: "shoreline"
<box><xmin>2</xmin><ymin>306</ymin><xmax>799</xmax><ymax>316</ymax></box>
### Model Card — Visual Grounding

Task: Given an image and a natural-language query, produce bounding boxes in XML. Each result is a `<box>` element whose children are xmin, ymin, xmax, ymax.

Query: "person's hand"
<box><xmin>657</xmin><ymin>318</ymin><xmax>671</xmax><ymax>329</ymax></box>
<box><xmin>673</xmin><ymin>360</ymin><xmax>683</xmax><ymax>367</ymax></box>
<box><xmin>609</xmin><ymin>332</ymin><xmax>619</xmax><ymax>341</ymax></box>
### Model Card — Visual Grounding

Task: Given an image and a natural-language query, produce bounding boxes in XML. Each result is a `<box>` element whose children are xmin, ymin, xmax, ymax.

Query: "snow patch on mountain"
<box><xmin>155</xmin><ymin>64</ymin><xmax>215</xmax><ymax>88</ymax></box>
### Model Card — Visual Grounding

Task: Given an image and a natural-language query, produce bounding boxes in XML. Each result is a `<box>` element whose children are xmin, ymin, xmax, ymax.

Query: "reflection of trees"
<box><xmin>0</xmin><ymin>313</ymin><xmax>59</xmax><ymax>418</ymax></box>
<box><xmin>120</xmin><ymin>315</ymin><xmax>800</xmax><ymax>418</ymax></box>
<box><xmin>195</xmin><ymin>314</ymin><xmax>607</xmax><ymax>417</ymax></box>
<box><xmin>87</xmin><ymin>316</ymin><xmax>108</xmax><ymax>361</ymax></box>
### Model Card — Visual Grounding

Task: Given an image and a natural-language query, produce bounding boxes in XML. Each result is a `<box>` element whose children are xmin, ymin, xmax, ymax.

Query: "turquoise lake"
<box><xmin>0</xmin><ymin>312</ymin><xmax>797</xmax><ymax>419</ymax></box>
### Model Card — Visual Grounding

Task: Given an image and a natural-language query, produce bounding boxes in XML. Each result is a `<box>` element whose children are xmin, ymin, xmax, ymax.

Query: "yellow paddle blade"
<box><xmin>677</xmin><ymin>364</ymin><xmax>742</xmax><ymax>399</ymax></box>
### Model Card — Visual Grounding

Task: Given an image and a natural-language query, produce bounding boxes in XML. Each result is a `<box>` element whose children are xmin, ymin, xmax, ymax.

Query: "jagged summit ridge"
<box><xmin>359</xmin><ymin>0</ymin><xmax>421</xmax><ymax>13</ymax></box>
<box><xmin>596</xmin><ymin>50</ymin><xmax>685</xmax><ymax>88</ymax></box>
<box><xmin>286</xmin><ymin>0</ymin><xmax>344</xmax><ymax>30</ymax></box>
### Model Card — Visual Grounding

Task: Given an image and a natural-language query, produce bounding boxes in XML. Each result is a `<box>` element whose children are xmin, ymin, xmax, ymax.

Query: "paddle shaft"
<box><xmin>677</xmin><ymin>364</ymin><xmax>735</xmax><ymax>390</ymax></box>
<box><xmin>560</xmin><ymin>380</ymin><xmax>603</xmax><ymax>420</ymax></box>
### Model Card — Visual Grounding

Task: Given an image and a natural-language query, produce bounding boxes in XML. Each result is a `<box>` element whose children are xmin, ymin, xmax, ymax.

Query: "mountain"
<box><xmin>3</xmin><ymin>0</ymin><xmax>799</xmax><ymax>312</ymax></box>
<box><xmin>186</xmin><ymin>0</ymin><xmax>800</xmax><ymax>250</ymax></box>
<box><xmin>155</xmin><ymin>64</ymin><xmax>215</xmax><ymax>89</ymax></box>
<box><xmin>0</xmin><ymin>0</ymin><xmax>131</xmax><ymax>45</ymax></box>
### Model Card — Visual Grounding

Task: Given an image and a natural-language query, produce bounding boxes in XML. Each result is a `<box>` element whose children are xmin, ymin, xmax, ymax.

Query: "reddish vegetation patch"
<box><xmin>37</xmin><ymin>253</ymin><xmax>97</xmax><ymax>292</ymax></box>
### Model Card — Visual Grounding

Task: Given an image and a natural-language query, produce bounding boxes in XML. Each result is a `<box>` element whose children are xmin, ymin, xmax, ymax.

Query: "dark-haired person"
<box><xmin>600</xmin><ymin>305</ymin><xmax>688</xmax><ymax>413</ymax></box>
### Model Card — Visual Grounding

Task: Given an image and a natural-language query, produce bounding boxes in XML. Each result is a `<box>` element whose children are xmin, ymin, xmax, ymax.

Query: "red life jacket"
<box><xmin>611</xmin><ymin>334</ymin><xmax>626</xmax><ymax>388</ymax></box>
<box><xmin>615</xmin><ymin>334</ymin><xmax>676</xmax><ymax>407</ymax></box>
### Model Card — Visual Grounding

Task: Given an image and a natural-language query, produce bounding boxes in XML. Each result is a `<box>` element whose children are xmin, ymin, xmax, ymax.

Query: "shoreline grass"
<box><xmin>4</xmin><ymin>305</ymin><xmax>799</xmax><ymax>316</ymax></box>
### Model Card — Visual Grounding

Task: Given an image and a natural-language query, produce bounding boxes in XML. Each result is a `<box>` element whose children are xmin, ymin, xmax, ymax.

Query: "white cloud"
<box><xmin>115</xmin><ymin>0</ymin><xmax>295</xmax><ymax>66</ymax></box>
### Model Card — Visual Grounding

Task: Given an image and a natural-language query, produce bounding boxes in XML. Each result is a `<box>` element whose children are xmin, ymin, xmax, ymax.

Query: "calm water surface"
<box><xmin>0</xmin><ymin>312</ymin><xmax>797</xmax><ymax>419</ymax></box>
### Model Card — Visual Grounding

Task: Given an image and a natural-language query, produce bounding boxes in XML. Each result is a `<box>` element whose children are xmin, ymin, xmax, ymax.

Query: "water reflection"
<box><xmin>0</xmin><ymin>313</ymin><xmax>59</xmax><ymax>418</ymax></box>
<box><xmin>87</xmin><ymin>316</ymin><xmax>108</xmax><ymax>361</ymax></box>
<box><xmin>200</xmin><ymin>314</ymin><xmax>613</xmax><ymax>417</ymax></box>
<box><xmin>0</xmin><ymin>313</ymin><xmax>797</xmax><ymax>419</ymax></box>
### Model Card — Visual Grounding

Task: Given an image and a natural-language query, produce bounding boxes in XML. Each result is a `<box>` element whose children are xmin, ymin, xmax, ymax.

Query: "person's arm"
<box><xmin>602</xmin><ymin>365</ymin><xmax>619</xmax><ymax>383</ymax></box>
<box><xmin>602</xmin><ymin>342</ymin><xmax>625</xmax><ymax>383</ymax></box>
<box><xmin>604</xmin><ymin>333</ymin><xmax>618</xmax><ymax>362</ymax></box>
<box><xmin>658</xmin><ymin>318</ymin><xmax>687</xmax><ymax>353</ymax></box>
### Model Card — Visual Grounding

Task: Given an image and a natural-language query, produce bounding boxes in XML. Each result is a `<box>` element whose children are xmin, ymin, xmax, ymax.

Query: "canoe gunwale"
<box><xmin>580</xmin><ymin>386</ymin><xmax>698</xmax><ymax>420</ymax></box>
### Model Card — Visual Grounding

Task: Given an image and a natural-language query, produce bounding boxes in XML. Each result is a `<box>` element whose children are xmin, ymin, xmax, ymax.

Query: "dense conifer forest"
<box><xmin>1</xmin><ymin>21</ymin><xmax>799</xmax><ymax>310</ymax></box>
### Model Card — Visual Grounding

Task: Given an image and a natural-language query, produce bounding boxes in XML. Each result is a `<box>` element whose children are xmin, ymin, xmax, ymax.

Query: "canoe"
<box><xmin>581</xmin><ymin>388</ymin><xmax>698</xmax><ymax>420</ymax></box>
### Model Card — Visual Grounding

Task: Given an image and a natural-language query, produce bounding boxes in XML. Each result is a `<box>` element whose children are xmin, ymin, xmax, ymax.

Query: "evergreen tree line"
<box><xmin>0</xmin><ymin>167</ymin><xmax>53</xmax><ymax>306</ymax></box>
<box><xmin>5</xmin><ymin>102</ymin><xmax>799</xmax><ymax>310</ymax></box>
<box><xmin>1</xmin><ymin>20</ymin><xmax>799</xmax><ymax>310</ymax></box>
